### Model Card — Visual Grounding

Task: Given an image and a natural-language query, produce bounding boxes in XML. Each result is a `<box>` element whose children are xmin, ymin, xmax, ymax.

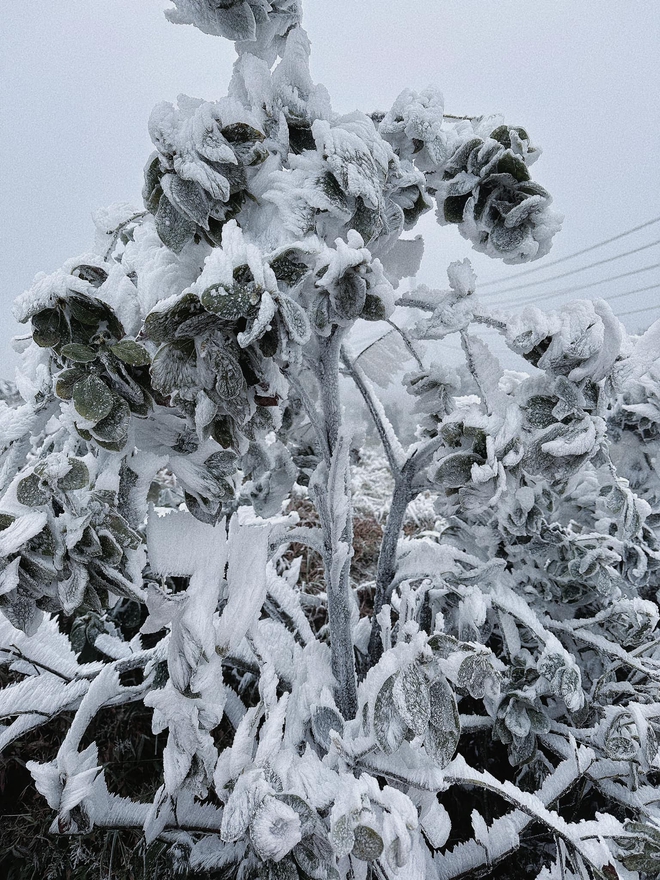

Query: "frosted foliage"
<box><xmin>2</xmin><ymin>0</ymin><xmax>660</xmax><ymax>878</ymax></box>
<box><xmin>250</xmin><ymin>796</ymin><xmax>302</xmax><ymax>861</ymax></box>
<box><xmin>165</xmin><ymin>0</ymin><xmax>303</xmax><ymax>58</ymax></box>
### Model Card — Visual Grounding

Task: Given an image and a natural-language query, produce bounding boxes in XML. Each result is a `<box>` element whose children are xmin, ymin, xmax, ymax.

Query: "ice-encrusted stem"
<box><xmin>366</xmin><ymin>434</ymin><xmax>444</xmax><ymax>665</ymax></box>
<box><xmin>341</xmin><ymin>343</ymin><xmax>431</xmax><ymax>666</ymax></box>
<box><xmin>317</xmin><ymin>328</ymin><xmax>343</xmax><ymax>451</ymax></box>
<box><xmin>340</xmin><ymin>346</ymin><xmax>405</xmax><ymax>476</ymax></box>
<box><xmin>58</xmin><ymin>644</ymin><xmax>168</xmax><ymax>758</ymax></box>
<box><xmin>341</xmin><ymin>340</ymin><xmax>445</xmax><ymax>674</ymax></box>
<box><xmin>282</xmin><ymin>365</ymin><xmax>330</xmax><ymax>464</ymax></box>
<box><xmin>310</xmin><ymin>329</ymin><xmax>358</xmax><ymax>718</ymax></box>
<box><xmin>367</xmin><ymin>467</ymin><xmax>414</xmax><ymax>666</ymax></box>
<box><xmin>546</xmin><ymin>617</ymin><xmax>660</xmax><ymax>677</ymax></box>
<box><xmin>433</xmin><ymin>748</ymin><xmax>596</xmax><ymax>879</ymax></box>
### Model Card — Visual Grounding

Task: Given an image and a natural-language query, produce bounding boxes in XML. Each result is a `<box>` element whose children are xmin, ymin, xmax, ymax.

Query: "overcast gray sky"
<box><xmin>2</xmin><ymin>1</ymin><xmax>659</xmax><ymax>377</ymax></box>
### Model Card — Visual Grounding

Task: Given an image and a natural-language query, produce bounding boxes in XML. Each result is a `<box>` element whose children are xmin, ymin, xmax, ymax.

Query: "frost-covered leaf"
<box><xmin>330</xmin><ymin>814</ymin><xmax>355</xmax><ymax>859</ymax></box>
<box><xmin>32</xmin><ymin>308</ymin><xmax>64</xmax><ymax>347</ymax></box>
<box><xmin>0</xmin><ymin>557</ymin><xmax>20</xmax><ymax>597</ymax></box>
<box><xmin>393</xmin><ymin>663</ymin><xmax>430</xmax><ymax>736</ymax></box>
<box><xmin>220</xmin><ymin>778</ymin><xmax>252</xmax><ymax>843</ymax></box>
<box><xmin>361</xmin><ymin>292</ymin><xmax>387</xmax><ymax>321</ymax></box>
<box><xmin>311</xmin><ymin>705</ymin><xmax>344</xmax><ymax>750</ymax></box>
<box><xmin>270</xmin><ymin>252</ymin><xmax>309</xmax><ymax>287</ymax></box>
<box><xmin>214</xmin><ymin>350</ymin><xmax>245</xmax><ymax>400</ymax></box>
<box><xmin>425</xmin><ymin>677</ymin><xmax>460</xmax><ymax>767</ymax></box>
<box><xmin>91</xmin><ymin>397</ymin><xmax>131</xmax><ymax>446</ymax></box>
<box><xmin>0</xmin><ymin>512</ymin><xmax>48</xmax><ymax>555</ymax></box>
<box><xmin>215</xmin><ymin>512</ymin><xmax>270</xmax><ymax>656</ymax></box>
<box><xmin>68</xmin><ymin>293</ymin><xmax>117</xmax><ymax>329</ymax></box>
<box><xmin>166</xmin><ymin>0</ymin><xmax>257</xmax><ymax>41</ymax></box>
<box><xmin>205</xmin><ymin>449</ymin><xmax>238</xmax><ymax>477</ymax></box>
<box><xmin>604</xmin><ymin>713</ymin><xmax>638</xmax><ymax>761</ymax></box>
<box><xmin>72</xmin><ymin>375</ymin><xmax>114</xmax><ymax>423</ymax></box>
<box><xmin>251</xmin><ymin>796</ymin><xmax>302</xmax><ymax>862</ymax></box>
<box><xmin>457</xmin><ymin>652</ymin><xmax>498</xmax><ymax>700</ymax></box>
<box><xmin>420</xmin><ymin>799</ymin><xmax>451</xmax><ymax>849</ymax></box>
<box><xmin>72</xmin><ymin>263</ymin><xmax>108</xmax><ymax>287</ymax></box>
<box><xmin>58</xmin><ymin>563</ymin><xmax>89</xmax><ymax>615</ymax></box>
<box><xmin>249</xmin><ymin>442</ymin><xmax>296</xmax><ymax>518</ymax></box>
<box><xmin>0</xmin><ymin>513</ymin><xmax>16</xmax><ymax>532</ymax></box>
<box><xmin>526</xmin><ymin>395</ymin><xmax>556</xmax><ymax>429</ymax></box>
<box><xmin>278</xmin><ymin>795</ymin><xmax>318</xmax><ymax>839</ymax></box>
<box><xmin>538</xmin><ymin>652</ymin><xmax>584</xmax><ymax>712</ymax></box>
<box><xmin>374</xmin><ymin>675</ymin><xmax>408</xmax><ymax>753</ymax></box>
<box><xmin>444</xmin><ymin>194</ymin><xmax>470</xmax><ymax>224</ymax></box>
<box><xmin>237</xmin><ymin>290</ymin><xmax>277</xmax><ymax>347</ymax></box>
<box><xmin>16</xmin><ymin>473</ymin><xmax>49</xmax><ymax>507</ymax></box>
<box><xmin>356</xmin><ymin>329</ymin><xmax>411</xmax><ymax>388</ymax></box>
<box><xmin>201</xmin><ymin>282</ymin><xmax>256</xmax><ymax>319</ymax></box>
<box><xmin>60</xmin><ymin>343</ymin><xmax>97</xmax><ymax>363</ymax></box>
<box><xmin>155</xmin><ymin>194</ymin><xmax>196</xmax><ymax>253</ymax></box>
<box><xmin>55</xmin><ymin>368</ymin><xmax>85</xmax><ymax>400</ymax></box>
<box><xmin>143</xmin><ymin>293</ymin><xmax>204</xmax><ymax>344</ymax></box>
<box><xmin>27</xmin><ymin>760</ymin><xmax>62</xmax><ymax>810</ymax></box>
<box><xmin>57</xmin><ymin>459</ymin><xmax>89</xmax><ymax>491</ymax></box>
<box><xmin>0</xmin><ymin>672</ymin><xmax>89</xmax><ymax>720</ymax></box>
<box><xmin>144</xmin><ymin>786</ymin><xmax>173</xmax><ymax>846</ymax></box>
<box><xmin>98</xmin><ymin>530</ymin><xmax>123</xmax><ymax>566</ymax></box>
<box><xmin>221</xmin><ymin>122</ymin><xmax>264</xmax><ymax>145</ymax></box>
<box><xmin>150</xmin><ymin>340</ymin><xmax>198</xmax><ymax>396</ymax></box>
<box><xmin>0</xmin><ymin>589</ymin><xmax>43</xmax><ymax>636</ymax></box>
<box><xmin>164</xmin><ymin>173</ymin><xmax>210</xmax><ymax>229</ymax></box>
<box><xmin>269</xmin><ymin>859</ymin><xmax>300</xmax><ymax>880</ymax></box>
<box><xmin>333</xmin><ymin>273</ymin><xmax>367</xmax><ymax>321</ymax></box>
<box><xmin>352</xmin><ymin>825</ymin><xmax>384</xmax><ymax>861</ymax></box>
<box><xmin>313</xmin><ymin>118</ymin><xmax>384</xmax><ymax>209</ymax></box>
<box><xmin>110</xmin><ymin>340</ymin><xmax>152</xmax><ymax>366</ymax></box>
<box><xmin>293</xmin><ymin>843</ymin><xmax>328</xmax><ymax>880</ymax></box>
<box><xmin>433</xmin><ymin>452</ymin><xmax>482</xmax><ymax>489</ymax></box>
<box><xmin>276</xmin><ymin>293</ymin><xmax>311</xmax><ymax>345</ymax></box>
<box><xmin>380</xmin><ymin>236</ymin><xmax>424</xmax><ymax>286</ymax></box>
<box><xmin>497</xmin><ymin>151</ymin><xmax>530</xmax><ymax>182</ymax></box>
<box><xmin>104</xmin><ymin>512</ymin><xmax>142</xmax><ymax>550</ymax></box>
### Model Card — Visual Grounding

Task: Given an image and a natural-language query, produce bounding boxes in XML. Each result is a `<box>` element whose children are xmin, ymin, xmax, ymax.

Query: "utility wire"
<box><xmin>491</xmin><ymin>262</ymin><xmax>660</xmax><ymax>308</ymax></box>
<box><xmin>617</xmin><ymin>303</ymin><xmax>660</xmax><ymax>319</ymax></box>
<box><xmin>482</xmin><ymin>237</ymin><xmax>660</xmax><ymax>297</ymax></box>
<box><xmin>427</xmin><ymin>280</ymin><xmax>660</xmax><ymax>338</ymax></box>
<box><xmin>479</xmin><ymin>215</ymin><xmax>660</xmax><ymax>288</ymax></box>
<box><xmin>477</xmin><ymin>284</ymin><xmax>660</xmax><ymax>327</ymax></box>
<box><xmin>491</xmin><ymin>282</ymin><xmax>660</xmax><ymax>317</ymax></box>
<box><xmin>605</xmin><ymin>281</ymin><xmax>660</xmax><ymax>303</ymax></box>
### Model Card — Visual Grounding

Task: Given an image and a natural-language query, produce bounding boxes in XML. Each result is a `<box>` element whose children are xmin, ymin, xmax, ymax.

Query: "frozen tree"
<box><xmin>2</xmin><ymin>1</ymin><xmax>660</xmax><ymax>877</ymax></box>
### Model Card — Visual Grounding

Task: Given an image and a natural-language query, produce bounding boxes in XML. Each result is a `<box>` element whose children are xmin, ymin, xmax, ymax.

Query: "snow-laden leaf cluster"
<box><xmin>2</xmin><ymin>1</ymin><xmax>659</xmax><ymax>878</ymax></box>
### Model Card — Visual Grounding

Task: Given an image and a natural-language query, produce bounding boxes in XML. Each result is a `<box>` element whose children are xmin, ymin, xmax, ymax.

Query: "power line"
<box><xmin>482</xmin><ymin>237</ymin><xmax>660</xmax><ymax>297</ymax></box>
<box><xmin>477</xmin><ymin>283</ymin><xmax>660</xmax><ymax>327</ymax></box>
<box><xmin>491</xmin><ymin>282</ymin><xmax>660</xmax><ymax>316</ymax></box>
<box><xmin>617</xmin><ymin>303</ymin><xmax>660</xmax><ymax>319</ymax></box>
<box><xmin>415</xmin><ymin>288</ymin><xmax>660</xmax><ymax>343</ymax></box>
<box><xmin>491</xmin><ymin>262</ymin><xmax>660</xmax><ymax>308</ymax></box>
<box><xmin>605</xmin><ymin>281</ymin><xmax>660</xmax><ymax>303</ymax></box>
<box><xmin>479</xmin><ymin>215</ymin><xmax>660</xmax><ymax>288</ymax></box>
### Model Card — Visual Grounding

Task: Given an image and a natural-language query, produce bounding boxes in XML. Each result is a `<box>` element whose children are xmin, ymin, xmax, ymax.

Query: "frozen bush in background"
<box><xmin>2</xmin><ymin>1</ymin><xmax>660</xmax><ymax>877</ymax></box>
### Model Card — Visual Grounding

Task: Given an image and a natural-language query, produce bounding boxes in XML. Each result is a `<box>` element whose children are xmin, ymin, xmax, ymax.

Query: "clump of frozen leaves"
<box><xmin>2</xmin><ymin>1</ymin><xmax>660</xmax><ymax>878</ymax></box>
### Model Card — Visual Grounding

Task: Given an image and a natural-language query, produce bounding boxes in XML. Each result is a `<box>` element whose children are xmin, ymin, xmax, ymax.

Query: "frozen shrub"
<box><xmin>1</xmin><ymin>2</ymin><xmax>660</xmax><ymax>878</ymax></box>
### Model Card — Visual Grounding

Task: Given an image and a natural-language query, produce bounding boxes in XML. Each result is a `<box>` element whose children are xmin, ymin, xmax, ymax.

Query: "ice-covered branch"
<box><xmin>341</xmin><ymin>346</ymin><xmax>406</xmax><ymax>476</ymax></box>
